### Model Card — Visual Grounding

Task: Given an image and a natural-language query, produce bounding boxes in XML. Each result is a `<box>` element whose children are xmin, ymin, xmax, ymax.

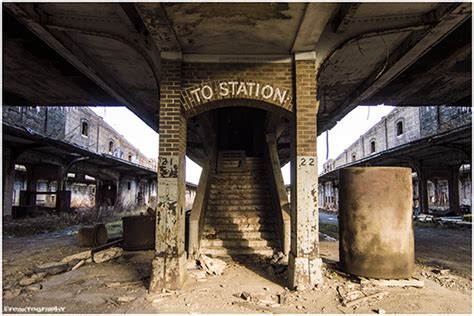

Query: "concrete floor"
<box><xmin>2</xmin><ymin>215</ymin><xmax>471</xmax><ymax>313</ymax></box>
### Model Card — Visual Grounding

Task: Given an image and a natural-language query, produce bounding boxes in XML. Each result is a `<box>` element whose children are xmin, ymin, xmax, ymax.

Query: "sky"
<box><xmin>90</xmin><ymin>105</ymin><xmax>394</xmax><ymax>184</ymax></box>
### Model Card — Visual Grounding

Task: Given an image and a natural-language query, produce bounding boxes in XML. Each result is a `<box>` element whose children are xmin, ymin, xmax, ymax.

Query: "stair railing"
<box><xmin>265</xmin><ymin>134</ymin><xmax>291</xmax><ymax>255</ymax></box>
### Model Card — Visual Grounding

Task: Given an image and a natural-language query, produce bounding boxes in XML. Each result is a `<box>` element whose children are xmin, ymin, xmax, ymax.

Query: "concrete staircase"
<box><xmin>201</xmin><ymin>155</ymin><xmax>279</xmax><ymax>257</ymax></box>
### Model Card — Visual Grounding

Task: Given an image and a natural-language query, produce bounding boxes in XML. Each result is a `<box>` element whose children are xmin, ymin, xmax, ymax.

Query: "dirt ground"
<box><xmin>2</xmin><ymin>222</ymin><xmax>472</xmax><ymax>314</ymax></box>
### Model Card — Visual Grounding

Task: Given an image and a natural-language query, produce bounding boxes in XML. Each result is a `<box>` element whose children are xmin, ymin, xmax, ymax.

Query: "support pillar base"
<box><xmin>288</xmin><ymin>251</ymin><xmax>324</xmax><ymax>291</ymax></box>
<box><xmin>149</xmin><ymin>252</ymin><xmax>187</xmax><ymax>292</ymax></box>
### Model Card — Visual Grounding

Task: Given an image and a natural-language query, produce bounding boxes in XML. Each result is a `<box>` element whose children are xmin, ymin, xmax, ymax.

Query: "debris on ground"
<box><xmin>189</xmin><ymin>269</ymin><xmax>207</xmax><ymax>280</ymax></box>
<box><xmin>92</xmin><ymin>247</ymin><xmax>123</xmax><ymax>263</ymax></box>
<box><xmin>3</xmin><ymin>288</ymin><xmax>22</xmax><ymax>299</ymax></box>
<box><xmin>117</xmin><ymin>296</ymin><xmax>137</xmax><ymax>303</ymax></box>
<box><xmin>198</xmin><ymin>254</ymin><xmax>227</xmax><ymax>276</ymax></box>
<box><xmin>240</xmin><ymin>292</ymin><xmax>251</xmax><ymax>301</ymax></box>
<box><xmin>35</xmin><ymin>262</ymin><xmax>69</xmax><ymax>275</ymax></box>
<box><xmin>26</xmin><ymin>283</ymin><xmax>43</xmax><ymax>292</ymax></box>
<box><xmin>71</xmin><ymin>259</ymin><xmax>86</xmax><ymax>271</ymax></box>
<box><xmin>61</xmin><ymin>250</ymin><xmax>92</xmax><ymax>264</ymax></box>
<box><xmin>343</xmin><ymin>291</ymin><xmax>389</xmax><ymax>307</ymax></box>
<box><xmin>236</xmin><ymin>291</ymin><xmax>282</xmax><ymax>308</ymax></box>
<box><xmin>270</xmin><ymin>251</ymin><xmax>286</xmax><ymax>265</ymax></box>
<box><xmin>19</xmin><ymin>272</ymin><xmax>47</xmax><ymax>286</ymax></box>
<box><xmin>186</xmin><ymin>258</ymin><xmax>208</xmax><ymax>280</ymax></box>
<box><xmin>432</xmin><ymin>268</ymin><xmax>450</xmax><ymax>275</ymax></box>
<box><xmin>359</xmin><ymin>277</ymin><xmax>425</xmax><ymax>288</ymax></box>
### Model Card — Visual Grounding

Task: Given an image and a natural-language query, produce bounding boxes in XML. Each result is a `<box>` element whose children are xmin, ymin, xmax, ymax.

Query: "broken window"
<box><xmin>370</xmin><ymin>140</ymin><xmax>376</xmax><ymax>153</ymax></box>
<box><xmin>81</xmin><ymin>120</ymin><xmax>89</xmax><ymax>137</ymax></box>
<box><xmin>108</xmin><ymin>140</ymin><xmax>114</xmax><ymax>153</ymax></box>
<box><xmin>127</xmin><ymin>181</ymin><xmax>131</xmax><ymax>190</ymax></box>
<box><xmin>396</xmin><ymin>120</ymin><xmax>404</xmax><ymax>136</ymax></box>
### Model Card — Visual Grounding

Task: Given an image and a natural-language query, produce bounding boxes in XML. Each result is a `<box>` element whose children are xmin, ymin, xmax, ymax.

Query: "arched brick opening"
<box><xmin>183</xmin><ymin>97</ymin><xmax>292</xmax><ymax>119</ymax></box>
<box><xmin>181</xmin><ymin>80</ymin><xmax>293</xmax><ymax>119</ymax></box>
<box><xmin>185</xmin><ymin>97</ymin><xmax>292</xmax><ymax>167</ymax></box>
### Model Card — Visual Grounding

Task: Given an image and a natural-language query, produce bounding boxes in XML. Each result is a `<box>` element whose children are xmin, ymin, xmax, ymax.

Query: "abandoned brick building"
<box><xmin>2</xmin><ymin>2</ymin><xmax>471</xmax><ymax>301</ymax></box>
<box><xmin>3</xmin><ymin>106</ymin><xmax>158</xmax><ymax>218</ymax></box>
<box><xmin>319</xmin><ymin>106</ymin><xmax>472</xmax><ymax>214</ymax></box>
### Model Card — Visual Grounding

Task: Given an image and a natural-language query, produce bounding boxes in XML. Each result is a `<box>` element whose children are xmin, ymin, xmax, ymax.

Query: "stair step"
<box><xmin>212</xmin><ymin>180</ymin><xmax>267</xmax><ymax>186</ymax></box>
<box><xmin>209</xmin><ymin>188</ymin><xmax>271</xmax><ymax>195</ymax></box>
<box><xmin>202</xmin><ymin>231</ymin><xmax>277</xmax><ymax>240</ymax></box>
<box><xmin>207</xmin><ymin>204</ymin><xmax>271</xmax><ymax>212</ymax></box>
<box><xmin>201</xmin><ymin>239</ymin><xmax>278</xmax><ymax>248</ymax></box>
<box><xmin>207</xmin><ymin>199</ymin><xmax>270</xmax><ymax>206</ymax></box>
<box><xmin>210</xmin><ymin>184</ymin><xmax>269</xmax><ymax>190</ymax></box>
<box><xmin>200</xmin><ymin>247</ymin><xmax>275</xmax><ymax>257</ymax></box>
<box><xmin>202</xmin><ymin>153</ymin><xmax>280</xmax><ymax>256</ymax></box>
<box><xmin>206</xmin><ymin>212</ymin><xmax>273</xmax><ymax>220</ymax></box>
<box><xmin>208</xmin><ymin>193</ymin><xmax>271</xmax><ymax>200</ymax></box>
<box><xmin>203</xmin><ymin>223</ymin><xmax>273</xmax><ymax>232</ymax></box>
<box><xmin>205</xmin><ymin>217</ymin><xmax>271</xmax><ymax>225</ymax></box>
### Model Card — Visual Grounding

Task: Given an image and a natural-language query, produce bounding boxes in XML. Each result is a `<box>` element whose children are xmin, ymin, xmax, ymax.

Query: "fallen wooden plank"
<box><xmin>71</xmin><ymin>259</ymin><xmax>85</xmax><ymax>271</ymax></box>
<box><xmin>360</xmin><ymin>278</ymin><xmax>424</xmax><ymax>288</ymax></box>
<box><xmin>344</xmin><ymin>291</ymin><xmax>389</xmax><ymax>307</ymax></box>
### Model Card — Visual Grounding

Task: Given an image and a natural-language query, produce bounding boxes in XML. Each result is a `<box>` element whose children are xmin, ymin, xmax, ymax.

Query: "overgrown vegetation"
<box><xmin>319</xmin><ymin>223</ymin><xmax>339</xmax><ymax>239</ymax></box>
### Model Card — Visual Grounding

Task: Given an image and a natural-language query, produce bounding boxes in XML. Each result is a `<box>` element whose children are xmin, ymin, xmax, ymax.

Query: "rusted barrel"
<box><xmin>122</xmin><ymin>215</ymin><xmax>155</xmax><ymax>251</ymax></box>
<box><xmin>339</xmin><ymin>167</ymin><xmax>415</xmax><ymax>279</ymax></box>
<box><xmin>77</xmin><ymin>223</ymin><xmax>108</xmax><ymax>247</ymax></box>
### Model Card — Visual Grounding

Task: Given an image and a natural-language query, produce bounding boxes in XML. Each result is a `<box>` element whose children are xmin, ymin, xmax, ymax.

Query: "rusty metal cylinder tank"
<box><xmin>339</xmin><ymin>167</ymin><xmax>415</xmax><ymax>279</ymax></box>
<box><xmin>77</xmin><ymin>223</ymin><xmax>108</xmax><ymax>247</ymax></box>
<box><xmin>122</xmin><ymin>215</ymin><xmax>155</xmax><ymax>251</ymax></box>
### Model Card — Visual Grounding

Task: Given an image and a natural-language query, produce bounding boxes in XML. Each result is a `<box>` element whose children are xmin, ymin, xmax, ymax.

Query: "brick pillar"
<box><xmin>448</xmin><ymin>165</ymin><xmax>461</xmax><ymax>215</ymax></box>
<box><xmin>288</xmin><ymin>52</ymin><xmax>323</xmax><ymax>290</ymax></box>
<box><xmin>149</xmin><ymin>57</ymin><xmax>187</xmax><ymax>292</ymax></box>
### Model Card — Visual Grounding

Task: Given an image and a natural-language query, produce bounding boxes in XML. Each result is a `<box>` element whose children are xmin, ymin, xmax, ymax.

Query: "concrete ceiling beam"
<box><xmin>4</xmin><ymin>3</ymin><xmax>161</xmax><ymax>132</ymax></box>
<box><xmin>135</xmin><ymin>3</ymin><xmax>182</xmax><ymax>53</ymax></box>
<box><xmin>332</xmin><ymin>3</ymin><xmax>362</xmax><ymax>34</ymax></box>
<box><xmin>318</xmin><ymin>2</ymin><xmax>471</xmax><ymax>133</ymax></box>
<box><xmin>291</xmin><ymin>3</ymin><xmax>339</xmax><ymax>53</ymax></box>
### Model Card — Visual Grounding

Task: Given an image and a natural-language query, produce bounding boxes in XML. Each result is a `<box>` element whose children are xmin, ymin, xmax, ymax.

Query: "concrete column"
<box><xmin>149</xmin><ymin>58</ymin><xmax>187</xmax><ymax>292</ymax></box>
<box><xmin>288</xmin><ymin>52</ymin><xmax>323</xmax><ymax>290</ymax></box>
<box><xmin>2</xmin><ymin>148</ymin><xmax>15</xmax><ymax>218</ymax></box>
<box><xmin>448</xmin><ymin>166</ymin><xmax>461</xmax><ymax>215</ymax></box>
<box><xmin>339</xmin><ymin>167</ymin><xmax>415</xmax><ymax>279</ymax></box>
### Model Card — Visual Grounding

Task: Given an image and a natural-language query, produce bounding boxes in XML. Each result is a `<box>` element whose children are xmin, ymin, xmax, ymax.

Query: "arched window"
<box><xmin>396</xmin><ymin>120</ymin><xmax>404</xmax><ymax>136</ymax></box>
<box><xmin>81</xmin><ymin>119</ymin><xmax>89</xmax><ymax>137</ymax></box>
<box><xmin>351</xmin><ymin>153</ymin><xmax>356</xmax><ymax>162</ymax></box>
<box><xmin>128</xmin><ymin>153</ymin><xmax>133</xmax><ymax>161</ymax></box>
<box><xmin>370</xmin><ymin>139</ymin><xmax>376</xmax><ymax>153</ymax></box>
<box><xmin>108</xmin><ymin>140</ymin><xmax>114</xmax><ymax>153</ymax></box>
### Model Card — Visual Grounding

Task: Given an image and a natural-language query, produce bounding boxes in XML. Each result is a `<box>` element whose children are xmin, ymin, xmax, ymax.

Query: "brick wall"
<box><xmin>181</xmin><ymin>62</ymin><xmax>292</xmax><ymax>92</ymax></box>
<box><xmin>180</xmin><ymin>62</ymin><xmax>293</xmax><ymax>117</ymax></box>
<box><xmin>294</xmin><ymin>60</ymin><xmax>318</xmax><ymax>156</ymax></box>
<box><xmin>332</xmin><ymin>107</ymin><xmax>420</xmax><ymax>168</ymax></box>
<box><xmin>420</xmin><ymin>106</ymin><xmax>472</xmax><ymax>137</ymax></box>
<box><xmin>3</xmin><ymin>106</ymin><xmax>66</xmax><ymax>138</ymax></box>
<box><xmin>3</xmin><ymin>105</ymin><xmax>154</xmax><ymax>169</ymax></box>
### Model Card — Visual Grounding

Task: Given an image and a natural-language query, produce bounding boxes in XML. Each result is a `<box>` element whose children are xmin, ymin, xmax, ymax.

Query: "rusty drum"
<box><xmin>122</xmin><ymin>215</ymin><xmax>155</xmax><ymax>251</ymax></box>
<box><xmin>338</xmin><ymin>167</ymin><xmax>415</xmax><ymax>279</ymax></box>
<box><xmin>77</xmin><ymin>223</ymin><xmax>108</xmax><ymax>247</ymax></box>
